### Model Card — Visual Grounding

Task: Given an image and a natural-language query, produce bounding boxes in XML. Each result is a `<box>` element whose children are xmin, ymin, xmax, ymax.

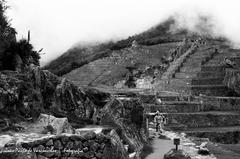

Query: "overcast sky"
<box><xmin>6</xmin><ymin>0</ymin><xmax>240</xmax><ymax>65</ymax></box>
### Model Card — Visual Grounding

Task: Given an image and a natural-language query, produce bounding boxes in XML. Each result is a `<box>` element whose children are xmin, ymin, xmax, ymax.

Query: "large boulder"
<box><xmin>100</xmin><ymin>97</ymin><xmax>147</xmax><ymax>159</ymax></box>
<box><xmin>37</xmin><ymin>114</ymin><xmax>73</xmax><ymax>134</ymax></box>
<box><xmin>102</xmin><ymin>130</ymin><xmax>129</xmax><ymax>159</ymax></box>
<box><xmin>164</xmin><ymin>149</ymin><xmax>191</xmax><ymax>159</ymax></box>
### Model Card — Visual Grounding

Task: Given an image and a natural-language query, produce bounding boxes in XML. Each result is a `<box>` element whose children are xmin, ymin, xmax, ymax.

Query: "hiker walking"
<box><xmin>154</xmin><ymin>111</ymin><xmax>165</xmax><ymax>134</ymax></box>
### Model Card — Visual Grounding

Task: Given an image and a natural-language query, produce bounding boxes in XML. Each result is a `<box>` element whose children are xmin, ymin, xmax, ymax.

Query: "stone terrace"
<box><xmin>145</xmin><ymin>40</ymin><xmax>240</xmax><ymax>146</ymax></box>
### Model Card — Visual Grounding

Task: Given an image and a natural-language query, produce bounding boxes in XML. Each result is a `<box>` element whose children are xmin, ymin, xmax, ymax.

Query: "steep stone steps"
<box><xmin>156</xmin><ymin>42</ymin><xmax>234</xmax><ymax>97</ymax></box>
<box><xmin>160</xmin><ymin>44</ymin><xmax>198</xmax><ymax>80</ymax></box>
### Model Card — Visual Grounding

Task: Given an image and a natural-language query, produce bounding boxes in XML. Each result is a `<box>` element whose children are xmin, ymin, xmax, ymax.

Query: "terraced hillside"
<box><xmin>154</xmin><ymin>39</ymin><xmax>240</xmax><ymax>96</ymax></box>
<box><xmin>43</xmin><ymin>15</ymin><xmax>240</xmax><ymax>158</ymax></box>
<box><xmin>139</xmin><ymin>38</ymin><xmax>240</xmax><ymax>158</ymax></box>
<box><xmin>64</xmin><ymin>42</ymin><xmax>178</xmax><ymax>87</ymax></box>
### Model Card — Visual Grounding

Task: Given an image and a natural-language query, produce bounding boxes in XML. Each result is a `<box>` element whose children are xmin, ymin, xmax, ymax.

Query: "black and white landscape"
<box><xmin>0</xmin><ymin>0</ymin><xmax>240</xmax><ymax>159</ymax></box>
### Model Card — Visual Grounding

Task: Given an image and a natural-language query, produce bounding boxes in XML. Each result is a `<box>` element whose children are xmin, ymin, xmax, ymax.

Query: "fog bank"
<box><xmin>7</xmin><ymin>0</ymin><xmax>240</xmax><ymax>65</ymax></box>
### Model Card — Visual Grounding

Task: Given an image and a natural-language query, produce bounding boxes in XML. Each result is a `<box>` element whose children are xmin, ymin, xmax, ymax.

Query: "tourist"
<box><xmin>154</xmin><ymin>111</ymin><xmax>164</xmax><ymax>134</ymax></box>
<box><xmin>199</xmin><ymin>94</ymin><xmax>205</xmax><ymax>111</ymax></box>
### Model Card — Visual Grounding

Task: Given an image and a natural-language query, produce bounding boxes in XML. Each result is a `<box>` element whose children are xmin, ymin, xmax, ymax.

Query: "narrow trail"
<box><xmin>145</xmin><ymin>129</ymin><xmax>217</xmax><ymax>159</ymax></box>
<box><xmin>145</xmin><ymin>137</ymin><xmax>173</xmax><ymax>159</ymax></box>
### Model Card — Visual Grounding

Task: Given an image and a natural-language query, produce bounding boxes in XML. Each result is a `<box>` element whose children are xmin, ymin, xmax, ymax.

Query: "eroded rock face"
<box><xmin>164</xmin><ymin>149</ymin><xmax>191</xmax><ymax>159</ymax></box>
<box><xmin>100</xmin><ymin>97</ymin><xmax>147</xmax><ymax>159</ymax></box>
<box><xmin>37</xmin><ymin>114</ymin><xmax>73</xmax><ymax>135</ymax></box>
<box><xmin>102</xmin><ymin>130</ymin><xmax>129</xmax><ymax>159</ymax></box>
<box><xmin>0</xmin><ymin>66</ymin><xmax>105</xmax><ymax>125</ymax></box>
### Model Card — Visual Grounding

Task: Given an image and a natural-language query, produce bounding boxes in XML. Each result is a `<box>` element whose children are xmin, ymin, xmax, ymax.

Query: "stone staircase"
<box><xmin>147</xmin><ymin>41</ymin><xmax>240</xmax><ymax>143</ymax></box>
<box><xmin>156</xmin><ymin>41</ymin><xmax>240</xmax><ymax>96</ymax></box>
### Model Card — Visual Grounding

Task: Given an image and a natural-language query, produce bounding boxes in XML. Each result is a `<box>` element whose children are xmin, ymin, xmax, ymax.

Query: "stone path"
<box><xmin>146</xmin><ymin>129</ymin><xmax>217</xmax><ymax>159</ymax></box>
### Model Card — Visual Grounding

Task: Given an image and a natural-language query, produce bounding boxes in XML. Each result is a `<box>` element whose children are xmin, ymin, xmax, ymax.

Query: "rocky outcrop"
<box><xmin>164</xmin><ymin>149</ymin><xmax>191</xmax><ymax>159</ymax></box>
<box><xmin>37</xmin><ymin>114</ymin><xmax>73</xmax><ymax>135</ymax></box>
<box><xmin>100</xmin><ymin>97</ymin><xmax>147</xmax><ymax>159</ymax></box>
<box><xmin>0</xmin><ymin>66</ymin><xmax>107</xmax><ymax>128</ymax></box>
<box><xmin>102</xmin><ymin>130</ymin><xmax>129</xmax><ymax>159</ymax></box>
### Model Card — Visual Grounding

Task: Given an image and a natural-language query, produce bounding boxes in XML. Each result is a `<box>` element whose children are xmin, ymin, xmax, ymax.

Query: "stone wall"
<box><xmin>165</xmin><ymin>113</ymin><xmax>240</xmax><ymax>129</ymax></box>
<box><xmin>144</xmin><ymin>103</ymin><xmax>201</xmax><ymax>113</ymax></box>
<box><xmin>0</xmin><ymin>131</ymin><xmax>128</xmax><ymax>159</ymax></box>
<box><xmin>201</xmin><ymin>96</ymin><xmax>240</xmax><ymax>111</ymax></box>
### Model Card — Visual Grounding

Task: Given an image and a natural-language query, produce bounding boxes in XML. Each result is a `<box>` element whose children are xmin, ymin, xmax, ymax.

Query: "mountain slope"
<box><xmin>64</xmin><ymin>42</ymin><xmax>179</xmax><ymax>87</ymax></box>
<box><xmin>45</xmin><ymin>17</ymin><xmax>228</xmax><ymax>89</ymax></box>
<box><xmin>44</xmin><ymin>18</ymin><xmax>195</xmax><ymax>76</ymax></box>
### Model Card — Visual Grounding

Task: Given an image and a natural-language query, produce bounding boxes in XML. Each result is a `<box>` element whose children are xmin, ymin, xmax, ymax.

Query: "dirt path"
<box><xmin>145</xmin><ymin>137</ymin><xmax>173</xmax><ymax>159</ymax></box>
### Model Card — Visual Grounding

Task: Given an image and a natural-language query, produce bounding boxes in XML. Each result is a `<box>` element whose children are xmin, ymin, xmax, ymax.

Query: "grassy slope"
<box><xmin>43</xmin><ymin>45</ymin><xmax>112</xmax><ymax>76</ymax></box>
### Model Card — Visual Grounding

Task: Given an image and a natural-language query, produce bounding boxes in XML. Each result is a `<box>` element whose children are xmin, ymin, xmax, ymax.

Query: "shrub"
<box><xmin>2</xmin><ymin>39</ymin><xmax>41</xmax><ymax>70</ymax></box>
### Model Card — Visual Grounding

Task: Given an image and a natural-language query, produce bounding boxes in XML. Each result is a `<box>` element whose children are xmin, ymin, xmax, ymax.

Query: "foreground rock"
<box><xmin>0</xmin><ymin>131</ymin><xmax>129</xmax><ymax>159</ymax></box>
<box><xmin>198</xmin><ymin>147</ymin><xmax>210</xmax><ymax>155</ymax></box>
<box><xmin>164</xmin><ymin>149</ymin><xmax>191</xmax><ymax>159</ymax></box>
<box><xmin>36</xmin><ymin>114</ymin><xmax>73</xmax><ymax>135</ymax></box>
<box><xmin>0</xmin><ymin>67</ymin><xmax>109</xmax><ymax>129</ymax></box>
<box><xmin>100</xmin><ymin>97</ymin><xmax>147</xmax><ymax>159</ymax></box>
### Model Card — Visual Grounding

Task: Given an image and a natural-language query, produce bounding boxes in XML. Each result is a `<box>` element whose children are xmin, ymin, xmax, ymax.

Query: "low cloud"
<box><xmin>6</xmin><ymin>0</ymin><xmax>240</xmax><ymax>65</ymax></box>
